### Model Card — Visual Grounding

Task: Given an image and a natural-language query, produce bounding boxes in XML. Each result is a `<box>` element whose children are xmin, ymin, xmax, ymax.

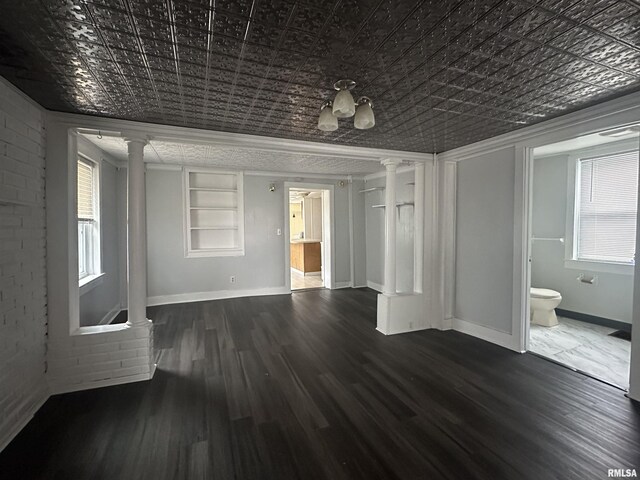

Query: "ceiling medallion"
<box><xmin>317</xmin><ymin>79</ymin><xmax>375</xmax><ymax>132</ymax></box>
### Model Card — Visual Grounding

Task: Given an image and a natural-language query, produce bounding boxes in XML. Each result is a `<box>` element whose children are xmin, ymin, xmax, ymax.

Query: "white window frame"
<box><xmin>564</xmin><ymin>139</ymin><xmax>638</xmax><ymax>275</ymax></box>
<box><xmin>183</xmin><ymin>167</ymin><xmax>245</xmax><ymax>258</ymax></box>
<box><xmin>78</xmin><ymin>154</ymin><xmax>104</xmax><ymax>290</ymax></box>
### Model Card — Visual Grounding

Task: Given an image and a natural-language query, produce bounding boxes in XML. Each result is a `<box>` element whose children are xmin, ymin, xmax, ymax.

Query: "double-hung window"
<box><xmin>77</xmin><ymin>157</ymin><xmax>100</xmax><ymax>281</ymax></box>
<box><xmin>573</xmin><ymin>150</ymin><xmax>639</xmax><ymax>265</ymax></box>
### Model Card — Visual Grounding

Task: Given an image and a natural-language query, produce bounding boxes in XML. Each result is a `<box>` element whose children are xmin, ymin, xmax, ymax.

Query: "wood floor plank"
<box><xmin>1</xmin><ymin>288</ymin><xmax>639</xmax><ymax>479</ymax></box>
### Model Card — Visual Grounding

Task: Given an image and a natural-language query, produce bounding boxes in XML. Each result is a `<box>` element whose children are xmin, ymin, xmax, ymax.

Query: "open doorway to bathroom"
<box><xmin>286</xmin><ymin>186</ymin><xmax>332</xmax><ymax>291</ymax></box>
<box><xmin>527</xmin><ymin>126</ymin><xmax>639</xmax><ymax>389</ymax></box>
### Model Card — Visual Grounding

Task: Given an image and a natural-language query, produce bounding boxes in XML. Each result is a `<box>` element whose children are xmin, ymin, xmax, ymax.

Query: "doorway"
<box><xmin>524</xmin><ymin>127</ymin><xmax>639</xmax><ymax>389</ymax></box>
<box><xmin>284</xmin><ymin>183</ymin><xmax>334</xmax><ymax>291</ymax></box>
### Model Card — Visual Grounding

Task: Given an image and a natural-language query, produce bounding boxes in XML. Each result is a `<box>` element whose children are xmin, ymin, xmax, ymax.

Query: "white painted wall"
<box><xmin>532</xmin><ymin>154</ymin><xmax>633</xmax><ymax>323</ymax></box>
<box><xmin>77</xmin><ymin>137</ymin><xmax>125</xmax><ymax>326</ymax></box>
<box><xmin>351</xmin><ymin>179</ymin><xmax>367</xmax><ymax>288</ymax></box>
<box><xmin>455</xmin><ymin>147</ymin><xmax>515</xmax><ymax>334</ymax></box>
<box><xmin>146</xmin><ymin>169</ymin><xmax>358</xmax><ymax>303</ymax></box>
<box><xmin>0</xmin><ymin>78</ymin><xmax>48</xmax><ymax>451</ymax></box>
<box><xmin>364</xmin><ymin>169</ymin><xmax>415</xmax><ymax>293</ymax></box>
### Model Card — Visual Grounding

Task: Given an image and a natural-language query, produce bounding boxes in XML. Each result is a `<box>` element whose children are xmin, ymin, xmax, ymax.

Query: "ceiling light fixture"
<box><xmin>318</xmin><ymin>79</ymin><xmax>375</xmax><ymax>132</ymax></box>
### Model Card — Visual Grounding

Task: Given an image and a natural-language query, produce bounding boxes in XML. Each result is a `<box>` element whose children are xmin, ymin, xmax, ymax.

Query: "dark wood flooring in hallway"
<box><xmin>1</xmin><ymin>288</ymin><xmax>639</xmax><ymax>480</ymax></box>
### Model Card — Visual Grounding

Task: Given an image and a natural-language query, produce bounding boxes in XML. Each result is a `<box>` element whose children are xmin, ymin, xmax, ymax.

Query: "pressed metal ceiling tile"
<box><xmin>0</xmin><ymin>0</ymin><xmax>639</xmax><ymax>153</ymax></box>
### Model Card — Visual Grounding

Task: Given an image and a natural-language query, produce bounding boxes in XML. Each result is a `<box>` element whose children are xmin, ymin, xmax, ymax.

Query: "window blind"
<box><xmin>577</xmin><ymin>150</ymin><xmax>639</xmax><ymax>264</ymax></box>
<box><xmin>77</xmin><ymin>159</ymin><xmax>95</xmax><ymax>221</ymax></box>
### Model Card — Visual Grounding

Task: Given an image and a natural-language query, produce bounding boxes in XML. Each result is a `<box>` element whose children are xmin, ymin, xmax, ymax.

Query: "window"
<box><xmin>77</xmin><ymin>157</ymin><xmax>100</xmax><ymax>280</ymax></box>
<box><xmin>183</xmin><ymin>168</ymin><xmax>244</xmax><ymax>257</ymax></box>
<box><xmin>574</xmin><ymin>150</ymin><xmax>639</xmax><ymax>265</ymax></box>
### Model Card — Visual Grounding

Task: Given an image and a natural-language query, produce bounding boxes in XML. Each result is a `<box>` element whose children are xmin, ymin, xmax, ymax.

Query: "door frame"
<box><xmin>284</xmin><ymin>182</ymin><xmax>335</xmax><ymax>291</ymax></box>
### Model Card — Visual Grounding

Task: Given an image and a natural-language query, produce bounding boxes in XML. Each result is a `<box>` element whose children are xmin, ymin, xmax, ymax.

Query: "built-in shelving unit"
<box><xmin>183</xmin><ymin>168</ymin><xmax>245</xmax><ymax>257</ymax></box>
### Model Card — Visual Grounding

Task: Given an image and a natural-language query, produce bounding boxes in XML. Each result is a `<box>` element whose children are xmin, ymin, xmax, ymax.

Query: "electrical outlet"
<box><xmin>409</xmin><ymin>322</ymin><xmax>413</xmax><ymax>329</ymax></box>
<box><xmin>230</xmin><ymin>276</ymin><xmax>236</xmax><ymax>284</ymax></box>
<box><xmin>276</xmin><ymin>228</ymin><xmax>282</xmax><ymax>236</ymax></box>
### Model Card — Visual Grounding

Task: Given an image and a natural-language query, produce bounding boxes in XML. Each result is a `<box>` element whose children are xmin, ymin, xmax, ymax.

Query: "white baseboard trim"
<box><xmin>99</xmin><ymin>304</ymin><xmax>122</xmax><ymax>325</ymax></box>
<box><xmin>334</xmin><ymin>281</ymin><xmax>352</xmax><ymax>289</ymax></box>
<box><xmin>0</xmin><ymin>388</ymin><xmax>49</xmax><ymax>453</ymax></box>
<box><xmin>353</xmin><ymin>284</ymin><xmax>368</xmax><ymax>288</ymax></box>
<box><xmin>376</xmin><ymin>326</ymin><xmax>430</xmax><ymax>336</ymax></box>
<box><xmin>367</xmin><ymin>281</ymin><xmax>383</xmax><ymax>292</ymax></box>
<box><xmin>147</xmin><ymin>286</ymin><xmax>290</xmax><ymax>307</ymax></box>
<box><xmin>452</xmin><ymin>317</ymin><xmax>521</xmax><ymax>352</ymax></box>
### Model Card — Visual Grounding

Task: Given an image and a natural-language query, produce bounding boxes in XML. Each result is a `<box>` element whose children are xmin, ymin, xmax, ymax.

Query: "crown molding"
<box><xmin>47</xmin><ymin>111</ymin><xmax>432</xmax><ymax>164</ymax></box>
<box><xmin>438</xmin><ymin>89</ymin><xmax>640</xmax><ymax>162</ymax></box>
<box><xmin>144</xmin><ymin>162</ymin><xmax>363</xmax><ymax>180</ymax></box>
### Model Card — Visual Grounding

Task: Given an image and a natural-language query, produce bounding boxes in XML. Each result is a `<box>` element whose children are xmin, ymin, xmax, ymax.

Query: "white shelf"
<box><xmin>190</xmin><ymin>226</ymin><xmax>238</xmax><ymax>230</ymax></box>
<box><xmin>190</xmin><ymin>206</ymin><xmax>238</xmax><ymax>211</ymax></box>
<box><xmin>372</xmin><ymin>202</ymin><xmax>415</xmax><ymax>208</ymax></box>
<box><xmin>189</xmin><ymin>187</ymin><xmax>237</xmax><ymax>192</ymax></box>
<box><xmin>359</xmin><ymin>187</ymin><xmax>385</xmax><ymax>193</ymax></box>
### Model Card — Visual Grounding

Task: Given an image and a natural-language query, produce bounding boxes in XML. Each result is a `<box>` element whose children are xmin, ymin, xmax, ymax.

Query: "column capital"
<box><xmin>121</xmin><ymin>132</ymin><xmax>150</xmax><ymax>145</ymax></box>
<box><xmin>381</xmin><ymin>158</ymin><xmax>403</xmax><ymax>169</ymax></box>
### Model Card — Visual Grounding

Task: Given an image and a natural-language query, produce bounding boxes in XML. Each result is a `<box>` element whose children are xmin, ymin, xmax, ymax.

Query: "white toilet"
<box><xmin>530</xmin><ymin>288</ymin><xmax>562</xmax><ymax>327</ymax></box>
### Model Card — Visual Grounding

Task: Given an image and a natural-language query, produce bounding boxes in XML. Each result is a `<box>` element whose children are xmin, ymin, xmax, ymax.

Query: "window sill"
<box><xmin>564</xmin><ymin>259</ymin><xmax>634</xmax><ymax>276</ymax></box>
<box><xmin>79</xmin><ymin>272</ymin><xmax>105</xmax><ymax>296</ymax></box>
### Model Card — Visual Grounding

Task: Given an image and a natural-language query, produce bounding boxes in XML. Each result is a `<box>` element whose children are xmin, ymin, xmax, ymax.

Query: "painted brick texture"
<box><xmin>0</xmin><ymin>80</ymin><xmax>48</xmax><ymax>451</ymax></box>
<box><xmin>47</xmin><ymin>322</ymin><xmax>155</xmax><ymax>393</ymax></box>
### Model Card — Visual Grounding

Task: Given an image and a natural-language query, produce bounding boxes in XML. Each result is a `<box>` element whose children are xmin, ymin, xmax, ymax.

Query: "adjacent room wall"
<box><xmin>455</xmin><ymin>147</ymin><xmax>515</xmax><ymax>334</ymax></box>
<box><xmin>289</xmin><ymin>201</ymin><xmax>303</xmax><ymax>240</ymax></box>
<box><xmin>303</xmin><ymin>196</ymin><xmax>322</xmax><ymax>240</ymax></box>
<box><xmin>146</xmin><ymin>169</ymin><xmax>359</xmax><ymax>303</ymax></box>
<box><xmin>77</xmin><ymin>137</ymin><xmax>124</xmax><ymax>326</ymax></box>
<box><xmin>0</xmin><ymin>79</ymin><xmax>48</xmax><ymax>451</ymax></box>
<box><xmin>365</xmin><ymin>168</ymin><xmax>415</xmax><ymax>294</ymax></box>
<box><xmin>532</xmin><ymin>153</ymin><xmax>633</xmax><ymax>324</ymax></box>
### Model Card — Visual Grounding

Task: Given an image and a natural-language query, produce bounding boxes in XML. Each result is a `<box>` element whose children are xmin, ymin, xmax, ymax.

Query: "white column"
<box><xmin>413</xmin><ymin>162</ymin><xmax>425</xmax><ymax>294</ymax></box>
<box><xmin>124</xmin><ymin>136</ymin><xmax>149</xmax><ymax>326</ymax></box>
<box><xmin>382</xmin><ymin>159</ymin><xmax>402</xmax><ymax>295</ymax></box>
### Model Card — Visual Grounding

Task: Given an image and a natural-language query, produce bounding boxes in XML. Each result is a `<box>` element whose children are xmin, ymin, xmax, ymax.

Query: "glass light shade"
<box><xmin>354</xmin><ymin>102</ymin><xmax>375</xmax><ymax>129</ymax></box>
<box><xmin>318</xmin><ymin>106</ymin><xmax>338</xmax><ymax>131</ymax></box>
<box><xmin>332</xmin><ymin>89</ymin><xmax>356</xmax><ymax>118</ymax></box>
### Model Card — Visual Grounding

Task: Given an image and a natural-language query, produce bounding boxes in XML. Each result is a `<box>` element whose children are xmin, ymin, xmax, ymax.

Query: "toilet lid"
<box><xmin>531</xmin><ymin>287</ymin><xmax>561</xmax><ymax>299</ymax></box>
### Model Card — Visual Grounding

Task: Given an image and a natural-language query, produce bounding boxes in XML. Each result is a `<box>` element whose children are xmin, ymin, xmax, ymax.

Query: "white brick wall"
<box><xmin>0</xmin><ymin>79</ymin><xmax>48</xmax><ymax>452</ymax></box>
<box><xmin>47</xmin><ymin>322</ymin><xmax>155</xmax><ymax>394</ymax></box>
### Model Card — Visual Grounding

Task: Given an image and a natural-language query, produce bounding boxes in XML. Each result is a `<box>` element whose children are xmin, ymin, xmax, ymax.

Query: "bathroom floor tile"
<box><xmin>529</xmin><ymin>317</ymin><xmax>631</xmax><ymax>389</ymax></box>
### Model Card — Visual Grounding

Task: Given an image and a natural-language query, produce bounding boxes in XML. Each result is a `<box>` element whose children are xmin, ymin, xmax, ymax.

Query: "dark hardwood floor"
<box><xmin>2</xmin><ymin>288</ymin><xmax>639</xmax><ymax>479</ymax></box>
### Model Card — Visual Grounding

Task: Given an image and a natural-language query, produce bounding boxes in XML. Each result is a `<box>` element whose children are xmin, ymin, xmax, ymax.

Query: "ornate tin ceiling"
<box><xmin>1</xmin><ymin>0</ymin><xmax>639</xmax><ymax>153</ymax></box>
